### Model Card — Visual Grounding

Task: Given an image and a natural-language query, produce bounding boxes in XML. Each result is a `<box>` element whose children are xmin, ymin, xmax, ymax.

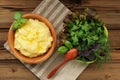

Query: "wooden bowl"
<box><xmin>8</xmin><ymin>13</ymin><xmax>56</xmax><ymax>64</ymax></box>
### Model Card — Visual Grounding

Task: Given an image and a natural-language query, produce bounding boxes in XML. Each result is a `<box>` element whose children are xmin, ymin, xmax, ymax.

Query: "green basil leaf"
<box><xmin>12</xmin><ymin>21</ymin><xmax>21</xmax><ymax>31</ymax></box>
<box><xmin>65</xmin><ymin>40</ymin><xmax>73</xmax><ymax>49</ymax></box>
<box><xmin>58</xmin><ymin>46</ymin><xmax>68</xmax><ymax>54</ymax></box>
<box><xmin>14</xmin><ymin>12</ymin><xmax>22</xmax><ymax>20</ymax></box>
<box><xmin>20</xmin><ymin>18</ymin><xmax>28</xmax><ymax>24</ymax></box>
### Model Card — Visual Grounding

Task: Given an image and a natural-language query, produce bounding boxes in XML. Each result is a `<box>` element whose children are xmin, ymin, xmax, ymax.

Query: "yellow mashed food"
<box><xmin>14</xmin><ymin>19</ymin><xmax>53</xmax><ymax>58</ymax></box>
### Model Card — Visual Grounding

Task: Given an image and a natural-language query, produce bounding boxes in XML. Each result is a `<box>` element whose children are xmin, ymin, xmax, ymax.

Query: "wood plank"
<box><xmin>0</xmin><ymin>0</ymin><xmax>120</xmax><ymax>80</ymax></box>
<box><xmin>0</xmin><ymin>50</ymin><xmax>15</xmax><ymax>59</ymax></box>
<box><xmin>61</xmin><ymin>0</ymin><xmax>120</xmax><ymax>12</ymax></box>
<box><xmin>0</xmin><ymin>29</ymin><xmax>8</xmax><ymax>42</ymax></box>
<box><xmin>111</xmin><ymin>50</ymin><xmax>120</xmax><ymax>60</ymax></box>
<box><xmin>0</xmin><ymin>49</ymin><xmax>120</xmax><ymax>60</ymax></box>
<box><xmin>0</xmin><ymin>60</ymin><xmax>39</xmax><ymax>80</ymax></box>
<box><xmin>77</xmin><ymin>62</ymin><xmax>120</xmax><ymax>80</ymax></box>
<box><xmin>0</xmin><ymin>0</ymin><xmax>41</xmax><ymax>29</ymax></box>
<box><xmin>0</xmin><ymin>59</ymin><xmax>119</xmax><ymax>80</ymax></box>
<box><xmin>0</xmin><ymin>0</ymin><xmax>120</xmax><ymax>29</ymax></box>
<box><xmin>60</xmin><ymin>0</ymin><xmax>120</xmax><ymax>29</ymax></box>
<box><xmin>108</xmin><ymin>30</ymin><xmax>120</xmax><ymax>48</ymax></box>
<box><xmin>0</xmin><ymin>29</ymin><xmax>8</xmax><ymax>50</ymax></box>
<box><xmin>1</xmin><ymin>30</ymin><xmax>120</xmax><ymax>49</ymax></box>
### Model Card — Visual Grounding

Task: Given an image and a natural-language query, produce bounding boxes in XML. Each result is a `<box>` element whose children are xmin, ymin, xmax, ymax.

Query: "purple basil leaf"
<box><xmin>86</xmin><ymin>53</ymin><xmax>96</xmax><ymax>61</ymax></box>
<box><xmin>80</xmin><ymin>50</ymin><xmax>92</xmax><ymax>57</ymax></box>
<box><xmin>92</xmin><ymin>43</ymin><xmax>100</xmax><ymax>50</ymax></box>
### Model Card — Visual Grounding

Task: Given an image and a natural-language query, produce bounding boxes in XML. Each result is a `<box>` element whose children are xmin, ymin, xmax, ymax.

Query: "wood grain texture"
<box><xmin>61</xmin><ymin>0</ymin><xmax>120</xmax><ymax>30</ymax></box>
<box><xmin>0</xmin><ymin>0</ymin><xmax>120</xmax><ymax>80</ymax></box>
<box><xmin>0</xmin><ymin>49</ymin><xmax>120</xmax><ymax>61</ymax></box>
<box><xmin>1</xmin><ymin>30</ymin><xmax>120</xmax><ymax>49</ymax></box>
<box><xmin>0</xmin><ymin>60</ymin><xmax>39</xmax><ymax>80</ymax></box>
<box><xmin>0</xmin><ymin>0</ymin><xmax>41</xmax><ymax>29</ymax></box>
<box><xmin>77</xmin><ymin>62</ymin><xmax>120</xmax><ymax>80</ymax></box>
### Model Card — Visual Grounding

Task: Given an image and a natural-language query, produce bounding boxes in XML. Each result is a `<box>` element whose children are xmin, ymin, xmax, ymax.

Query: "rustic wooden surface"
<box><xmin>0</xmin><ymin>0</ymin><xmax>120</xmax><ymax>80</ymax></box>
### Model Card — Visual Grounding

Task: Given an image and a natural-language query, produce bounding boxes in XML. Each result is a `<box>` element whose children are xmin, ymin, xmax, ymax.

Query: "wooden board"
<box><xmin>0</xmin><ymin>0</ymin><xmax>120</xmax><ymax>80</ymax></box>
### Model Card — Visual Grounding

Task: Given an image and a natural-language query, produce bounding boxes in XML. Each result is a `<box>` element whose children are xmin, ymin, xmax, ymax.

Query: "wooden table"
<box><xmin>0</xmin><ymin>0</ymin><xmax>120</xmax><ymax>80</ymax></box>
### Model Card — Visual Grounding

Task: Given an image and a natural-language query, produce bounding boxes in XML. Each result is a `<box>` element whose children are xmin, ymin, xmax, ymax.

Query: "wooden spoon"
<box><xmin>47</xmin><ymin>48</ymin><xmax>78</xmax><ymax>79</ymax></box>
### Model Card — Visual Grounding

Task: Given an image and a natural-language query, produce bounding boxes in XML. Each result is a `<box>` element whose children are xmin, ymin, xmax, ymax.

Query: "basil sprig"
<box><xmin>12</xmin><ymin>12</ymin><xmax>28</xmax><ymax>31</ymax></box>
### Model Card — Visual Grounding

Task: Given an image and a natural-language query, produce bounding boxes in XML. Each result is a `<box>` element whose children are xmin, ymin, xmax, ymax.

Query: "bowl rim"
<box><xmin>8</xmin><ymin>13</ymin><xmax>56</xmax><ymax>64</ymax></box>
<box><xmin>76</xmin><ymin>58</ymin><xmax>97</xmax><ymax>64</ymax></box>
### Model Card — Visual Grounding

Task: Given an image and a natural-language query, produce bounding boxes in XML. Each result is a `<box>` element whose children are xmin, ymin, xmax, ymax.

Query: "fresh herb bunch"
<box><xmin>58</xmin><ymin>8</ymin><xmax>110</xmax><ymax>64</ymax></box>
<box><xmin>12</xmin><ymin>12</ymin><xmax>28</xmax><ymax>31</ymax></box>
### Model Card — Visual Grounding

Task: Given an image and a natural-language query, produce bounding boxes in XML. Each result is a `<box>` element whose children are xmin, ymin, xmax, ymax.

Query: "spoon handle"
<box><xmin>47</xmin><ymin>59</ymin><xmax>68</xmax><ymax>79</ymax></box>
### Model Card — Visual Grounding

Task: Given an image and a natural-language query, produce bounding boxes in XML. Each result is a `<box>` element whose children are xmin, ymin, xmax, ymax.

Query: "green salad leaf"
<box><xmin>58</xmin><ymin>8</ymin><xmax>110</xmax><ymax>65</ymax></box>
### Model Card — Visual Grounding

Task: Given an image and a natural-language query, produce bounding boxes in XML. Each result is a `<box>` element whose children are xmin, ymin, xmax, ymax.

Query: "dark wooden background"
<box><xmin>0</xmin><ymin>0</ymin><xmax>120</xmax><ymax>80</ymax></box>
